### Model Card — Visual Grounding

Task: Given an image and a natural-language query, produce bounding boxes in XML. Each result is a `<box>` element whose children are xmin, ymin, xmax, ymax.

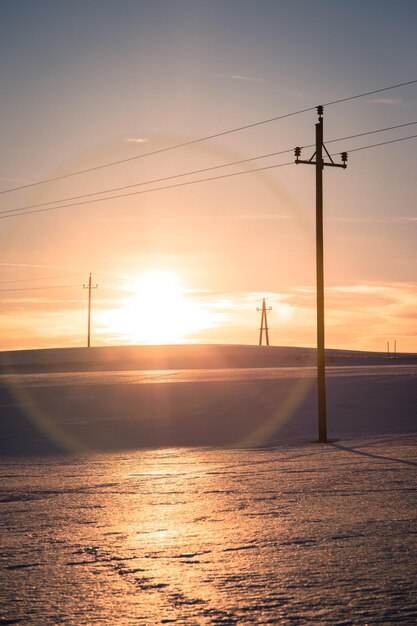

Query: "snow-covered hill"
<box><xmin>1</xmin><ymin>344</ymin><xmax>415</xmax><ymax>373</ymax></box>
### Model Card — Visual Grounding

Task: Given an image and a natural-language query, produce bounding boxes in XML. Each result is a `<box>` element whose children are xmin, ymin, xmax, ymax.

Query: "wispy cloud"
<box><xmin>206</xmin><ymin>73</ymin><xmax>265</xmax><ymax>83</ymax></box>
<box><xmin>0</xmin><ymin>176</ymin><xmax>32</xmax><ymax>184</ymax></box>
<box><xmin>326</xmin><ymin>282</ymin><xmax>417</xmax><ymax>343</ymax></box>
<box><xmin>327</xmin><ymin>284</ymin><xmax>383</xmax><ymax>294</ymax></box>
<box><xmin>236</xmin><ymin>213</ymin><xmax>292</xmax><ymax>220</ymax></box>
<box><xmin>365</xmin><ymin>97</ymin><xmax>402</xmax><ymax>105</ymax></box>
<box><xmin>0</xmin><ymin>297</ymin><xmax>85</xmax><ymax>305</ymax></box>
<box><xmin>94</xmin><ymin>217</ymin><xmax>143</xmax><ymax>223</ymax></box>
<box><xmin>124</xmin><ymin>137</ymin><xmax>149</xmax><ymax>144</ymax></box>
<box><xmin>329</xmin><ymin>216</ymin><xmax>417</xmax><ymax>224</ymax></box>
<box><xmin>0</xmin><ymin>262</ymin><xmax>59</xmax><ymax>269</ymax></box>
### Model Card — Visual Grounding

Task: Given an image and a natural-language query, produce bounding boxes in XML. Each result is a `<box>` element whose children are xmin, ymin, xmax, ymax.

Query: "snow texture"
<box><xmin>1</xmin><ymin>437</ymin><xmax>416</xmax><ymax>624</ymax></box>
<box><xmin>0</xmin><ymin>346</ymin><xmax>416</xmax><ymax>623</ymax></box>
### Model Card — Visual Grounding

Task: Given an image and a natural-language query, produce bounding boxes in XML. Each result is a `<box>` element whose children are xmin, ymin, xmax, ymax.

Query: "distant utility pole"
<box><xmin>83</xmin><ymin>273</ymin><xmax>98</xmax><ymax>348</ymax></box>
<box><xmin>295</xmin><ymin>106</ymin><xmax>348</xmax><ymax>443</ymax></box>
<box><xmin>387</xmin><ymin>340</ymin><xmax>397</xmax><ymax>359</ymax></box>
<box><xmin>257</xmin><ymin>298</ymin><xmax>272</xmax><ymax>346</ymax></box>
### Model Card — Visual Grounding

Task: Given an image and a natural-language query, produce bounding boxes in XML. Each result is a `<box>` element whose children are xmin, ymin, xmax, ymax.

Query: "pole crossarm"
<box><xmin>293</xmin><ymin>106</ymin><xmax>348</xmax><ymax>443</ymax></box>
<box><xmin>295</xmin><ymin>157</ymin><xmax>347</xmax><ymax>169</ymax></box>
<box><xmin>295</xmin><ymin>149</ymin><xmax>348</xmax><ymax>169</ymax></box>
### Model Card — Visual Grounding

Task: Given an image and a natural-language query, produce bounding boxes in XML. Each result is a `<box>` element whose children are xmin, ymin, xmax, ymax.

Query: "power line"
<box><xmin>0</xmin><ymin>273</ymin><xmax>83</xmax><ymax>285</ymax></box>
<box><xmin>0</xmin><ymin>149</ymin><xmax>293</xmax><ymax>216</ymax></box>
<box><xmin>0</xmin><ymin>285</ymin><xmax>75</xmax><ymax>292</ymax></box>
<box><xmin>96</xmin><ymin>284</ymin><xmax>129</xmax><ymax>292</ymax></box>
<box><xmin>1</xmin><ymin>78</ymin><xmax>416</xmax><ymax>196</ymax></box>
<box><xmin>342</xmin><ymin>133</ymin><xmax>417</xmax><ymax>154</ymax></box>
<box><xmin>325</xmin><ymin>121</ymin><xmax>417</xmax><ymax>146</ymax></box>
<box><xmin>3</xmin><ymin>121</ymin><xmax>417</xmax><ymax>218</ymax></box>
<box><xmin>0</xmin><ymin>160</ymin><xmax>293</xmax><ymax>220</ymax></box>
<box><xmin>2</xmin><ymin>132</ymin><xmax>417</xmax><ymax>222</ymax></box>
<box><xmin>94</xmin><ymin>271</ymin><xmax>134</xmax><ymax>282</ymax></box>
<box><xmin>321</xmin><ymin>79</ymin><xmax>417</xmax><ymax>107</ymax></box>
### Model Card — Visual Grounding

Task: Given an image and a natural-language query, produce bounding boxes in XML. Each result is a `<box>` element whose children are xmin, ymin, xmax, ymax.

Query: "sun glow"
<box><xmin>100</xmin><ymin>270</ymin><xmax>218</xmax><ymax>344</ymax></box>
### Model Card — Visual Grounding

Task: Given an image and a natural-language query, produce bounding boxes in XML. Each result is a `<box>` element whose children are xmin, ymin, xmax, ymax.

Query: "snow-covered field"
<box><xmin>1</xmin><ymin>436</ymin><xmax>416</xmax><ymax>624</ymax></box>
<box><xmin>0</xmin><ymin>346</ymin><xmax>416</xmax><ymax>623</ymax></box>
<box><xmin>0</xmin><ymin>362</ymin><xmax>416</xmax><ymax>454</ymax></box>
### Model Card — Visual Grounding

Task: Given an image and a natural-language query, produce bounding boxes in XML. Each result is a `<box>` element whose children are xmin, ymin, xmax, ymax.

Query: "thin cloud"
<box><xmin>329</xmin><ymin>216</ymin><xmax>417</xmax><ymax>224</ymax></box>
<box><xmin>291</xmin><ymin>286</ymin><xmax>315</xmax><ymax>293</ymax></box>
<box><xmin>326</xmin><ymin>284</ymin><xmax>388</xmax><ymax>295</ymax></box>
<box><xmin>322</xmin><ymin>282</ymin><xmax>417</xmax><ymax>311</ymax></box>
<box><xmin>286</xmin><ymin>281</ymin><xmax>417</xmax><ymax>350</ymax></box>
<box><xmin>188</xmin><ymin>290</ymin><xmax>291</xmax><ymax>309</ymax></box>
<box><xmin>206</xmin><ymin>73</ymin><xmax>265</xmax><ymax>83</ymax></box>
<box><xmin>94</xmin><ymin>217</ymin><xmax>143</xmax><ymax>223</ymax></box>
<box><xmin>0</xmin><ymin>297</ymin><xmax>85</xmax><ymax>304</ymax></box>
<box><xmin>125</xmin><ymin>137</ymin><xmax>149</xmax><ymax>144</ymax></box>
<box><xmin>236</xmin><ymin>213</ymin><xmax>292</xmax><ymax>220</ymax></box>
<box><xmin>0</xmin><ymin>262</ymin><xmax>58</xmax><ymax>269</ymax></box>
<box><xmin>0</xmin><ymin>176</ymin><xmax>32</xmax><ymax>184</ymax></box>
<box><xmin>241</xmin><ymin>291</ymin><xmax>290</xmax><ymax>302</ymax></box>
<box><xmin>364</xmin><ymin>97</ymin><xmax>402</xmax><ymax>105</ymax></box>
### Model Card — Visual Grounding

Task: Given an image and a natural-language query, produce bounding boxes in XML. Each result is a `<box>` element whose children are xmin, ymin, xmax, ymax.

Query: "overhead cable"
<box><xmin>341</xmin><ymin>133</ymin><xmax>417</xmax><ymax>153</ymax></box>
<box><xmin>1</xmin><ymin>78</ymin><xmax>416</xmax><ymax>195</ymax></box>
<box><xmin>0</xmin><ymin>273</ymin><xmax>83</xmax><ymax>285</ymax></box>
<box><xmin>2</xmin><ymin>133</ymin><xmax>417</xmax><ymax>221</ymax></box>
<box><xmin>0</xmin><ymin>285</ymin><xmax>75</xmax><ymax>292</ymax></box>
<box><xmin>3</xmin><ymin>121</ymin><xmax>417</xmax><ymax>217</ymax></box>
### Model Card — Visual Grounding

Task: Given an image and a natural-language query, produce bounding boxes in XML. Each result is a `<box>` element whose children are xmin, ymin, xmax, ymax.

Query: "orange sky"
<box><xmin>0</xmin><ymin>2</ymin><xmax>416</xmax><ymax>353</ymax></box>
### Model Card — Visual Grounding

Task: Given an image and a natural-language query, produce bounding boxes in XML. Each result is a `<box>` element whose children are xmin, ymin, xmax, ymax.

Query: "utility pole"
<box><xmin>83</xmin><ymin>273</ymin><xmax>98</xmax><ymax>348</ymax></box>
<box><xmin>257</xmin><ymin>298</ymin><xmax>272</xmax><ymax>346</ymax></box>
<box><xmin>295</xmin><ymin>106</ymin><xmax>348</xmax><ymax>443</ymax></box>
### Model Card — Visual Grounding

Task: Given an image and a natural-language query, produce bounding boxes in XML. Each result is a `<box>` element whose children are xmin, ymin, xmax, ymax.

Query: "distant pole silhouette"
<box><xmin>295</xmin><ymin>107</ymin><xmax>348</xmax><ymax>443</ymax></box>
<box><xmin>257</xmin><ymin>298</ymin><xmax>272</xmax><ymax>346</ymax></box>
<box><xmin>83</xmin><ymin>273</ymin><xmax>98</xmax><ymax>348</ymax></box>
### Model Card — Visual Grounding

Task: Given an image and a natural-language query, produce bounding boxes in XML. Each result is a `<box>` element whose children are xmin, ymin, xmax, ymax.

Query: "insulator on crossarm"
<box><xmin>341</xmin><ymin>152</ymin><xmax>348</xmax><ymax>167</ymax></box>
<box><xmin>294</xmin><ymin>146</ymin><xmax>302</xmax><ymax>159</ymax></box>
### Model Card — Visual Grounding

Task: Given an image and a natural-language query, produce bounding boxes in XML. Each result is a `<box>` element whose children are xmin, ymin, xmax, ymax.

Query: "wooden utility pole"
<box><xmin>257</xmin><ymin>298</ymin><xmax>272</xmax><ymax>346</ymax></box>
<box><xmin>83</xmin><ymin>273</ymin><xmax>98</xmax><ymax>348</ymax></box>
<box><xmin>295</xmin><ymin>106</ymin><xmax>348</xmax><ymax>443</ymax></box>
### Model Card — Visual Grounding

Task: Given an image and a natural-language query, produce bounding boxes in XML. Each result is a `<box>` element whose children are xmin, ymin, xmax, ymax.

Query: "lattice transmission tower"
<box><xmin>257</xmin><ymin>298</ymin><xmax>272</xmax><ymax>346</ymax></box>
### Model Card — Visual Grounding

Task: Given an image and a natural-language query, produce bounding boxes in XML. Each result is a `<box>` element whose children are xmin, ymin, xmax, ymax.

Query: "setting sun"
<box><xmin>99</xmin><ymin>270</ymin><xmax>218</xmax><ymax>344</ymax></box>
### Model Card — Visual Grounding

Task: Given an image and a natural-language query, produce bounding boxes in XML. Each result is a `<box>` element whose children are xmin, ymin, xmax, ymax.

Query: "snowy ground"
<box><xmin>1</xmin><ymin>436</ymin><xmax>416</xmax><ymax>624</ymax></box>
<box><xmin>0</xmin><ymin>363</ymin><xmax>416</xmax><ymax>454</ymax></box>
<box><xmin>0</xmin><ymin>347</ymin><xmax>416</xmax><ymax>623</ymax></box>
